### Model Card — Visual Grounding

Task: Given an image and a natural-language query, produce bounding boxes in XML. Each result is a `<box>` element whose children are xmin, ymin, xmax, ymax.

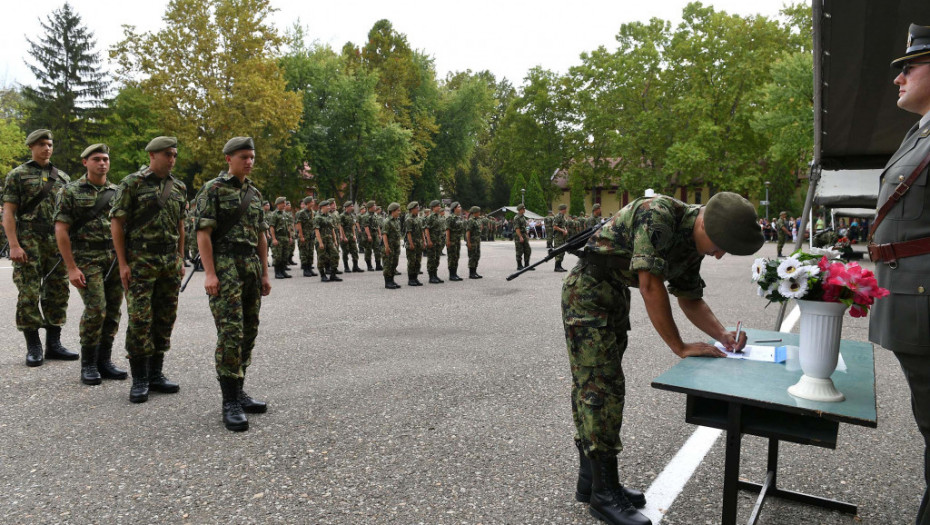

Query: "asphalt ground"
<box><xmin>0</xmin><ymin>239</ymin><xmax>924</xmax><ymax>524</ymax></box>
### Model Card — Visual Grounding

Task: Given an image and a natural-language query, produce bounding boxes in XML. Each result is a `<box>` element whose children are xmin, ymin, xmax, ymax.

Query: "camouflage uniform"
<box><xmin>466</xmin><ymin>216</ymin><xmax>482</xmax><ymax>271</ymax></box>
<box><xmin>295</xmin><ymin>207</ymin><xmax>314</xmax><ymax>269</ymax></box>
<box><xmin>382</xmin><ymin>214</ymin><xmax>401</xmax><ymax>278</ymax></box>
<box><xmin>775</xmin><ymin>217</ymin><xmax>788</xmax><ymax>256</ymax></box>
<box><xmin>194</xmin><ymin>172</ymin><xmax>267</xmax><ymax>379</ymax></box>
<box><xmin>405</xmin><ymin>213</ymin><xmax>424</xmax><ymax>279</ymax></box>
<box><xmin>268</xmin><ymin>209</ymin><xmax>291</xmax><ymax>272</ymax></box>
<box><xmin>513</xmin><ymin>213</ymin><xmax>531</xmax><ymax>267</ymax></box>
<box><xmin>552</xmin><ymin>213</ymin><xmax>568</xmax><ymax>265</ymax></box>
<box><xmin>373</xmin><ymin>213</ymin><xmax>384</xmax><ymax>269</ymax></box>
<box><xmin>544</xmin><ymin>214</ymin><xmax>554</xmax><ymax>249</ymax></box>
<box><xmin>110</xmin><ymin>167</ymin><xmax>187</xmax><ymax>359</ymax></box>
<box><xmin>339</xmin><ymin>209</ymin><xmax>360</xmax><ymax>271</ymax></box>
<box><xmin>314</xmin><ymin>210</ymin><xmax>338</xmax><ymax>273</ymax></box>
<box><xmin>562</xmin><ymin>196</ymin><xmax>704</xmax><ymax>457</ymax></box>
<box><xmin>53</xmin><ymin>175</ymin><xmax>122</xmax><ymax>351</ymax></box>
<box><xmin>425</xmin><ymin>211</ymin><xmax>444</xmax><ymax>275</ymax></box>
<box><xmin>3</xmin><ymin>160</ymin><xmax>71</xmax><ymax>331</ymax></box>
<box><xmin>357</xmin><ymin>209</ymin><xmax>371</xmax><ymax>267</ymax></box>
<box><xmin>586</xmin><ymin>214</ymin><xmax>600</xmax><ymax>229</ymax></box>
<box><xmin>446</xmin><ymin>212</ymin><xmax>464</xmax><ymax>276</ymax></box>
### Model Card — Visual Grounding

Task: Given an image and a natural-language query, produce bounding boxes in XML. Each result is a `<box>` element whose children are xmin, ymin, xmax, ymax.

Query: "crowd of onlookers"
<box><xmin>758</xmin><ymin>215</ymin><xmax>871</xmax><ymax>243</ymax></box>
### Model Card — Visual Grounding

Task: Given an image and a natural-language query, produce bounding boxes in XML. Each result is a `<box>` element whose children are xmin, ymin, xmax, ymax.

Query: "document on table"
<box><xmin>713</xmin><ymin>342</ymin><xmax>788</xmax><ymax>363</ymax></box>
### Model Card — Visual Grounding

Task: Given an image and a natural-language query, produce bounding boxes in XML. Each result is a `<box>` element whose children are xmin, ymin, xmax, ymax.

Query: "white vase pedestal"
<box><xmin>787</xmin><ymin>299</ymin><xmax>848</xmax><ymax>402</ymax></box>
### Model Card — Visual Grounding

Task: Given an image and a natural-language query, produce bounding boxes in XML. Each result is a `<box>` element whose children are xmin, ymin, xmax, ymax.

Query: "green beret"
<box><xmin>81</xmin><ymin>143</ymin><xmax>109</xmax><ymax>158</ymax></box>
<box><xmin>469</xmin><ymin>206</ymin><xmax>481</xmax><ymax>214</ymax></box>
<box><xmin>407</xmin><ymin>201</ymin><xmax>419</xmax><ymax>211</ymax></box>
<box><xmin>319</xmin><ymin>199</ymin><xmax>331</xmax><ymax>207</ymax></box>
<box><xmin>302</xmin><ymin>196</ymin><xmax>313</xmax><ymax>204</ymax></box>
<box><xmin>558</xmin><ymin>204</ymin><xmax>568</xmax><ymax>210</ymax></box>
<box><xmin>145</xmin><ymin>136</ymin><xmax>178</xmax><ymax>152</ymax></box>
<box><xmin>449</xmin><ymin>201</ymin><xmax>460</xmax><ymax>211</ymax></box>
<box><xmin>387</xmin><ymin>202</ymin><xmax>401</xmax><ymax>212</ymax></box>
<box><xmin>223</xmin><ymin>136</ymin><xmax>254</xmax><ymax>155</ymax></box>
<box><xmin>779</xmin><ymin>210</ymin><xmax>788</xmax><ymax>216</ymax></box>
<box><xmin>263</xmin><ymin>201</ymin><xmax>270</xmax><ymax>207</ymax></box>
<box><xmin>592</xmin><ymin>203</ymin><xmax>601</xmax><ymax>210</ymax></box>
<box><xmin>429</xmin><ymin>200</ymin><xmax>441</xmax><ymax>208</ymax></box>
<box><xmin>344</xmin><ymin>200</ymin><xmax>354</xmax><ymax>208</ymax></box>
<box><xmin>704</xmin><ymin>192</ymin><xmax>764</xmax><ymax>256</ymax></box>
<box><xmin>274</xmin><ymin>196</ymin><xmax>286</xmax><ymax>205</ymax></box>
<box><xmin>367</xmin><ymin>200</ymin><xmax>376</xmax><ymax>208</ymax></box>
<box><xmin>25</xmin><ymin>129</ymin><xmax>53</xmax><ymax>146</ymax></box>
<box><xmin>517</xmin><ymin>203</ymin><xmax>525</xmax><ymax>210</ymax></box>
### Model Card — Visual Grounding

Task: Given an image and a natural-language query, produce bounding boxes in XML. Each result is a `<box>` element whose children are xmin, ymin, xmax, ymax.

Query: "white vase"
<box><xmin>787</xmin><ymin>299</ymin><xmax>847</xmax><ymax>402</ymax></box>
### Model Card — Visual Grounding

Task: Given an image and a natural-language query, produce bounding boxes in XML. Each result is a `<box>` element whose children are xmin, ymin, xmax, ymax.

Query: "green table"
<box><xmin>651</xmin><ymin>328</ymin><xmax>877</xmax><ymax>525</ymax></box>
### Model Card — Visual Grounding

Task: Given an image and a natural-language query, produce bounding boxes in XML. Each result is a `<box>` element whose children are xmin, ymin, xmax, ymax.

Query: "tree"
<box><xmin>111</xmin><ymin>0</ymin><xmax>302</xmax><ymax>193</ymax></box>
<box><xmin>23</xmin><ymin>2</ymin><xmax>109</xmax><ymax>175</ymax></box>
<box><xmin>0</xmin><ymin>88</ymin><xmax>29</xmax><ymax>172</ymax></box>
<box><xmin>509</xmin><ymin>173</ymin><xmax>526</xmax><ymax>207</ymax></box>
<box><xmin>569</xmin><ymin>174</ymin><xmax>586</xmax><ymax>216</ymax></box>
<box><xmin>104</xmin><ymin>85</ymin><xmax>162</xmax><ymax>181</ymax></box>
<box><xmin>524</xmin><ymin>172</ymin><xmax>547</xmax><ymax>215</ymax></box>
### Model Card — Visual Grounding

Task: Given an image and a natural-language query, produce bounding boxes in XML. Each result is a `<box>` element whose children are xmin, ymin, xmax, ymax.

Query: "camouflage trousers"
<box><xmin>124</xmin><ymin>253</ymin><xmax>182</xmax><ymax>359</ymax></box>
<box><xmin>372</xmin><ymin>236</ymin><xmax>382</xmax><ymax>267</ymax></box>
<box><xmin>271</xmin><ymin>238</ymin><xmax>289</xmax><ymax>268</ymax></box>
<box><xmin>209</xmin><ymin>254</ymin><xmax>262</xmax><ymax>379</ymax></box>
<box><xmin>288</xmin><ymin>238</ymin><xmax>295</xmax><ymax>258</ymax></box>
<box><xmin>318</xmin><ymin>238</ymin><xmax>338</xmax><ymax>271</ymax></box>
<box><xmin>382</xmin><ymin>241</ymin><xmax>400</xmax><ymax>278</ymax></box>
<box><xmin>75</xmin><ymin>252</ymin><xmax>122</xmax><ymax>349</ymax></box>
<box><xmin>341</xmin><ymin>236</ymin><xmax>359</xmax><ymax>264</ymax></box>
<box><xmin>467</xmin><ymin>241</ymin><xmax>481</xmax><ymax>270</ymax></box>
<box><xmin>553</xmin><ymin>235</ymin><xmax>566</xmax><ymax>263</ymax></box>
<box><xmin>406</xmin><ymin>245</ymin><xmax>423</xmax><ymax>276</ymax></box>
<box><xmin>426</xmin><ymin>242</ymin><xmax>442</xmax><ymax>273</ymax></box>
<box><xmin>561</xmin><ymin>262</ymin><xmax>631</xmax><ymax>458</ymax></box>
<box><xmin>515</xmin><ymin>237</ymin><xmax>531</xmax><ymax>266</ymax></box>
<box><xmin>12</xmin><ymin>233</ymin><xmax>69</xmax><ymax>330</ymax></box>
<box><xmin>298</xmin><ymin>237</ymin><xmax>314</xmax><ymax>266</ymax></box>
<box><xmin>777</xmin><ymin>234</ymin><xmax>787</xmax><ymax>255</ymax></box>
<box><xmin>447</xmin><ymin>240</ymin><xmax>461</xmax><ymax>272</ymax></box>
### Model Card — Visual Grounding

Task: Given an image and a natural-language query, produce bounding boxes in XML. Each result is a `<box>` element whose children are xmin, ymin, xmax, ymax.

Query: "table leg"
<box><xmin>721</xmin><ymin>402</ymin><xmax>743</xmax><ymax>525</ymax></box>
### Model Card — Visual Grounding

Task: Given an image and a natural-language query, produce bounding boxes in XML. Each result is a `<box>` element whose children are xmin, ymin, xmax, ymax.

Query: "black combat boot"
<box><xmin>238</xmin><ymin>377</ymin><xmax>267</xmax><ymax>414</ymax></box>
<box><xmin>320</xmin><ymin>266</ymin><xmax>331</xmax><ymax>282</ymax></box>
<box><xmin>554</xmin><ymin>262</ymin><xmax>567</xmax><ymax>272</ymax></box>
<box><xmin>525</xmin><ymin>256</ymin><xmax>535</xmax><ymax>270</ymax></box>
<box><xmin>80</xmin><ymin>345</ymin><xmax>102</xmax><ymax>385</ymax></box>
<box><xmin>274</xmin><ymin>265</ymin><xmax>287</xmax><ymax>279</ymax></box>
<box><xmin>588</xmin><ymin>454</ymin><xmax>652</xmax><ymax>525</ymax></box>
<box><xmin>329</xmin><ymin>267</ymin><xmax>343</xmax><ymax>282</ymax></box>
<box><xmin>449</xmin><ymin>268</ymin><xmax>463</xmax><ymax>281</ymax></box>
<box><xmin>45</xmin><ymin>326</ymin><xmax>79</xmax><ymax>360</ymax></box>
<box><xmin>148</xmin><ymin>353</ymin><xmax>180</xmax><ymax>394</ymax></box>
<box><xmin>352</xmin><ymin>261</ymin><xmax>365</xmax><ymax>273</ymax></box>
<box><xmin>384</xmin><ymin>276</ymin><xmax>401</xmax><ymax>289</ymax></box>
<box><xmin>288</xmin><ymin>257</ymin><xmax>297</xmax><ymax>266</ymax></box>
<box><xmin>408</xmin><ymin>273</ymin><xmax>423</xmax><ymax>286</ymax></box>
<box><xmin>575</xmin><ymin>442</ymin><xmax>645</xmax><ymax>507</ymax></box>
<box><xmin>342</xmin><ymin>254</ymin><xmax>351</xmax><ymax>274</ymax></box>
<box><xmin>219</xmin><ymin>377</ymin><xmax>249</xmax><ymax>431</ymax></box>
<box><xmin>308</xmin><ymin>265</ymin><xmax>318</xmax><ymax>276</ymax></box>
<box><xmin>428</xmin><ymin>271</ymin><xmax>443</xmax><ymax>284</ymax></box>
<box><xmin>97</xmin><ymin>339</ymin><xmax>128</xmax><ymax>380</ymax></box>
<box><xmin>303</xmin><ymin>264</ymin><xmax>314</xmax><ymax>277</ymax></box>
<box><xmin>281</xmin><ymin>264</ymin><xmax>293</xmax><ymax>278</ymax></box>
<box><xmin>25</xmin><ymin>329</ymin><xmax>44</xmax><ymax>367</ymax></box>
<box><xmin>366</xmin><ymin>260</ymin><xmax>374</xmax><ymax>271</ymax></box>
<box><xmin>128</xmin><ymin>357</ymin><xmax>149</xmax><ymax>403</ymax></box>
<box><xmin>469</xmin><ymin>268</ymin><xmax>483</xmax><ymax>279</ymax></box>
<box><xmin>375</xmin><ymin>259</ymin><xmax>383</xmax><ymax>271</ymax></box>
<box><xmin>517</xmin><ymin>262</ymin><xmax>524</xmax><ymax>270</ymax></box>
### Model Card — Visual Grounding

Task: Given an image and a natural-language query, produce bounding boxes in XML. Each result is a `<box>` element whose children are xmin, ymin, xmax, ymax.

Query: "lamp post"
<box><xmin>764</xmin><ymin>181</ymin><xmax>771</xmax><ymax>221</ymax></box>
<box><xmin>520</xmin><ymin>188</ymin><xmax>525</xmax><ymax>206</ymax></box>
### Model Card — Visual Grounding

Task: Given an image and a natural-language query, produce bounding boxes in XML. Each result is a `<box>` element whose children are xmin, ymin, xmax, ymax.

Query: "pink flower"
<box><xmin>850</xmin><ymin>304</ymin><xmax>869</xmax><ymax>318</ymax></box>
<box><xmin>818</xmin><ymin>256</ymin><xmax>830</xmax><ymax>272</ymax></box>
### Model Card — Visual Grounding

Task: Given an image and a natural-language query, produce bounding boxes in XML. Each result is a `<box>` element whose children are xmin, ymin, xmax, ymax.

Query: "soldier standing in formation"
<box><xmin>361</xmin><ymin>200</ymin><xmax>382</xmax><ymax>271</ymax></box>
<box><xmin>268</xmin><ymin>197</ymin><xmax>292</xmax><ymax>279</ymax></box>
<box><xmin>552</xmin><ymin>204</ymin><xmax>569</xmax><ymax>272</ymax></box>
<box><xmin>512</xmin><ymin>203</ymin><xmax>532</xmax><ymax>270</ymax></box>
<box><xmin>561</xmin><ymin>192</ymin><xmax>761</xmax><ymax>525</ymax></box>
<box><xmin>3</xmin><ymin>129</ymin><xmax>77</xmax><ymax>366</ymax></box>
<box><xmin>194</xmin><ymin>137</ymin><xmax>271</xmax><ymax>432</ymax></box>
<box><xmin>775</xmin><ymin>210</ymin><xmax>790</xmax><ymax>257</ymax></box>
<box><xmin>285</xmin><ymin>200</ymin><xmax>296</xmax><ymax>266</ymax></box>
<box><xmin>381</xmin><ymin>202</ymin><xmax>402</xmax><ymax>289</ymax></box>
<box><xmin>444</xmin><ymin>202</ymin><xmax>464</xmax><ymax>281</ymax></box>
<box><xmin>110</xmin><ymin>136</ymin><xmax>186</xmax><ymax>404</ymax></box>
<box><xmin>545</xmin><ymin>210</ymin><xmax>554</xmax><ymax>249</ymax></box>
<box><xmin>424</xmin><ymin>200</ymin><xmax>445</xmax><ymax>284</ymax></box>
<box><xmin>339</xmin><ymin>201</ymin><xmax>363</xmax><ymax>273</ymax></box>
<box><xmin>314</xmin><ymin>199</ymin><xmax>342</xmax><ymax>282</ymax></box>
<box><xmin>587</xmin><ymin>204</ymin><xmax>602</xmax><ymax>229</ymax></box>
<box><xmin>295</xmin><ymin>196</ymin><xmax>317</xmax><ymax>277</ymax></box>
<box><xmin>404</xmin><ymin>201</ymin><xmax>424</xmax><ymax>286</ymax></box>
<box><xmin>53</xmin><ymin>143</ymin><xmax>127</xmax><ymax>385</ymax></box>
<box><xmin>466</xmin><ymin>206</ymin><xmax>483</xmax><ymax>279</ymax></box>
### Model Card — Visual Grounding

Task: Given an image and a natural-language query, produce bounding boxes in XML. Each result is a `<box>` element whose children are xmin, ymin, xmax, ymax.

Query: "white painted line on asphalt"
<box><xmin>641</xmin><ymin>425</ymin><xmax>723</xmax><ymax>524</ymax></box>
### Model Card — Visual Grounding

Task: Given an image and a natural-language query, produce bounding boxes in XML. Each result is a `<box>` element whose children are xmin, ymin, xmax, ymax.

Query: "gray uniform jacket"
<box><xmin>869</xmin><ymin>121</ymin><xmax>930</xmax><ymax>355</ymax></box>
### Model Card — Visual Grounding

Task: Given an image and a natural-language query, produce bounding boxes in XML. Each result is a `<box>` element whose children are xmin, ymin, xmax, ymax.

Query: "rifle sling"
<box><xmin>869</xmin><ymin>149</ymin><xmax>930</xmax><ymax>242</ymax></box>
<box><xmin>17</xmin><ymin>167</ymin><xmax>59</xmax><ymax>217</ymax></box>
<box><xmin>69</xmin><ymin>188</ymin><xmax>116</xmax><ymax>238</ymax></box>
<box><xmin>127</xmin><ymin>176</ymin><xmax>175</xmax><ymax>237</ymax></box>
<box><xmin>211</xmin><ymin>184</ymin><xmax>258</xmax><ymax>243</ymax></box>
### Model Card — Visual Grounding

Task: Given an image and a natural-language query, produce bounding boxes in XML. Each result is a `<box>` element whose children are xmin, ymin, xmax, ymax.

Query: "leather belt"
<box><xmin>18</xmin><ymin>221</ymin><xmax>53</xmax><ymax>235</ymax></box>
<box><xmin>214</xmin><ymin>243</ymin><xmax>257</xmax><ymax>256</ymax></box>
<box><xmin>127</xmin><ymin>240</ymin><xmax>177</xmax><ymax>254</ymax></box>
<box><xmin>868</xmin><ymin>237</ymin><xmax>930</xmax><ymax>267</ymax></box>
<box><xmin>72</xmin><ymin>240</ymin><xmax>114</xmax><ymax>252</ymax></box>
<box><xmin>580</xmin><ymin>251</ymin><xmax>631</xmax><ymax>281</ymax></box>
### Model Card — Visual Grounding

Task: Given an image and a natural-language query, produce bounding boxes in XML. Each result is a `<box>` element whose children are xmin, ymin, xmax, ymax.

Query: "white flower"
<box><xmin>778</xmin><ymin>276</ymin><xmax>809</xmax><ymax>298</ymax></box>
<box><xmin>777</xmin><ymin>257</ymin><xmax>804</xmax><ymax>279</ymax></box>
<box><xmin>757</xmin><ymin>284</ymin><xmax>767</xmax><ymax>297</ymax></box>
<box><xmin>805</xmin><ymin>264</ymin><xmax>821</xmax><ymax>278</ymax></box>
<box><xmin>751</xmin><ymin>258</ymin><xmax>767</xmax><ymax>282</ymax></box>
<box><xmin>809</xmin><ymin>246</ymin><xmax>842</xmax><ymax>260</ymax></box>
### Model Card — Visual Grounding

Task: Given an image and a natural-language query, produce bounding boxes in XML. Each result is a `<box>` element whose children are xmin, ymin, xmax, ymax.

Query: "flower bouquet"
<box><xmin>751</xmin><ymin>249</ymin><xmax>889</xmax><ymax>402</ymax></box>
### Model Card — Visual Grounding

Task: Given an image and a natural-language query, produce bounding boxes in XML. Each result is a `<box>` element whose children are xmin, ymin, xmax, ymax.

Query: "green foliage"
<box><xmin>23</xmin><ymin>2</ymin><xmax>109</xmax><ymax>175</ymax></box>
<box><xmin>104</xmin><ymin>85</ymin><xmax>161</xmax><ymax>181</ymax></box>
<box><xmin>569</xmin><ymin>174</ymin><xmax>586</xmax><ymax>216</ymax></box>
<box><xmin>524</xmin><ymin>173</ymin><xmax>547</xmax><ymax>216</ymax></box>
<box><xmin>509</xmin><ymin>173</ymin><xmax>526</xmax><ymax>207</ymax></box>
<box><xmin>0</xmin><ymin>89</ymin><xmax>29</xmax><ymax>173</ymax></box>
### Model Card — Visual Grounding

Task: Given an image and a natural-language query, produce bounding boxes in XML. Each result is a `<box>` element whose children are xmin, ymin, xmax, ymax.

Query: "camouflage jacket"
<box><xmin>53</xmin><ymin>175</ymin><xmax>118</xmax><ymax>248</ymax></box>
<box><xmin>586</xmin><ymin>215</ymin><xmax>600</xmax><ymax>229</ymax></box>
<box><xmin>193</xmin><ymin>172</ymin><xmax>267</xmax><ymax>250</ymax></box>
<box><xmin>465</xmin><ymin>217</ymin><xmax>481</xmax><ymax>244</ymax></box>
<box><xmin>340</xmin><ymin>210</ymin><xmax>357</xmax><ymax>240</ymax></box>
<box><xmin>544</xmin><ymin>216</ymin><xmax>554</xmax><ymax>237</ymax></box>
<box><xmin>383</xmin><ymin>216</ymin><xmax>401</xmax><ymax>248</ymax></box>
<box><xmin>552</xmin><ymin>214</ymin><xmax>567</xmax><ymax>238</ymax></box>
<box><xmin>404</xmin><ymin>214</ymin><xmax>423</xmax><ymax>248</ymax></box>
<box><xmin>425</xmin><ymin>212</ymin><xmax>444</xmax><ymax>244</ymax></box>
<box><xmin>110</xmin><ymin>167</ymin><xmax>186</xmax><ymax>246</ymax></box>
<box><xmin>513</xmin><ymin>214</ymin><xmax>528</xmax><ymax>237</ymax></box>
<box><xmin>313</xmin><ymin>212</ymin><xmax>335</xmax><ymax>241</ymax></box>
<box><xmin>775</xmin><ymin>218</ymin><xmax>788</xmax><ymax>238</ymax></box>
<box><xmin>445</xmin><ymin>214</ymin><xmax>464</xmax><ymax>243</ymax></box>
<box><xmin>586</xmin><ymin>195</ymin><xmax>704</xmax><ymax>299</ymax></box>
<box><xmin>268</xmin><ymin>209</ymin><xmax>291</xmax><ymax>238</ymax></box>
<box><xmin>295</xmin><ymin>208</ymin><xmax>313</xmax><ymax>238</ymax></box>
<box><xmin>3</xmin><ymin>160</ymin><xmax>71</xmax><ymax>227</ymax></box>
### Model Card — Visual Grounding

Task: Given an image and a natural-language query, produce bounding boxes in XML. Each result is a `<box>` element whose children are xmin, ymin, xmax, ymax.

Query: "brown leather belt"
<box><xmin>868</xmin><ymin>237</ymin><xmax>930</xmax><ymax>265</ymax></box>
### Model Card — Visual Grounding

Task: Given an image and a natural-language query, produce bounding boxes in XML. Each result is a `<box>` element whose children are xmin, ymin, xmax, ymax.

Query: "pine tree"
<box><xmin>23</xmin><ymin>2</ymin><xmax>109</xmax><ymax>175</ymax></box>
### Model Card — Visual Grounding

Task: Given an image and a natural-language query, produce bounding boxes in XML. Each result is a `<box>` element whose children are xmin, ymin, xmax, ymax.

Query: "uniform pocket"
<box><xmin>887</xmin><ymin>271</ymin><xmax>930</xmax><ymax>346</ymax></box>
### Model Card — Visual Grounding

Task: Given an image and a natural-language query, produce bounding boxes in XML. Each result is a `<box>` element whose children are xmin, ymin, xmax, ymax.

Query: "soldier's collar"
<box><xmin>25</xmin><ymin>159</ymin><xmax>58</xmax><ymax>173</ymax></box>
<box><xmin>142</xmin><ymin>166</ymin><xmax>174</xmax><ymax>181</ymax></box>
<box><xmin>78</xmin><ymin>174</ymin><xmax>117</xmax><ymax>190</ymax></box>
<box><xmin>218</xmin><ymin>171</ymin><xmax>252</xmax><ymax>187</ymax></box>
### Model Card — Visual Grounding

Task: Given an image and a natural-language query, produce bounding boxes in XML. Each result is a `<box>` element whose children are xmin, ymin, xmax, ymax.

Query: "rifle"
<box><xmin>180</xmin><ymin>253</ymin><xmax>201</xmax><ymax>292</ymax></box>
<box><xmin>1</xmin><ymin>242</ymin><xmax>8</xmax><ymax>259</ymax></box>
<box><xmin>506</xmin><ymin>221</ymin><xmax>607</xmax><ymax>281</ymax></box>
